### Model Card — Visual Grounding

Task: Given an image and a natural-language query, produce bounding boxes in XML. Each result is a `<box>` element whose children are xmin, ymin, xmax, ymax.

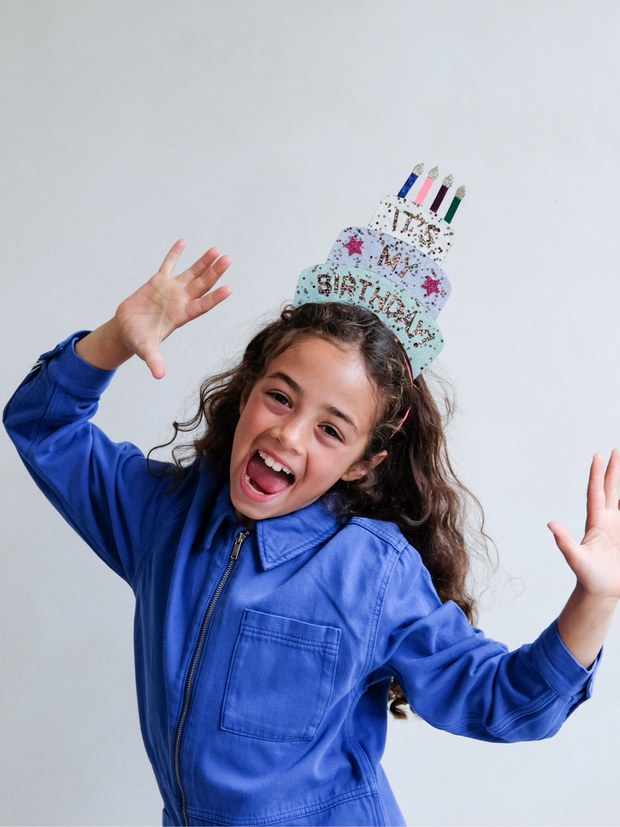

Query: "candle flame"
<box><xmin>455</xmin><ymin>185</ymin><xmax>466</xmax><ymax>199</ymax></box>
<box><xmin>413</xmin><ymin>162</ymin><xmax>424</xmax><ymax>175</ymax></box>
<box><xmin>442</xmin><ymin>174</ymin><xmax>453</xmax><ymax>188</ymax></box>
<box><xmin>428</xmin><ymin>166</ymin><xmax>439</xmax><ymax>180</ymax></box>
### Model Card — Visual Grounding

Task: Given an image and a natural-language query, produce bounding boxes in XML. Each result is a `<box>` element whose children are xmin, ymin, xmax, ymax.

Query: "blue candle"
<box><xmin>398</xmin><ymin>162</ymin><xmax>424</xmax><ymax>199</ymax></box>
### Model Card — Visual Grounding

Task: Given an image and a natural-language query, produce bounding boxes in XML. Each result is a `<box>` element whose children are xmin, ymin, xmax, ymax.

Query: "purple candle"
<box><xmin>430</xmin><ymin>173</ymin><xmax>453</xmax><ymax>214</ymax></box>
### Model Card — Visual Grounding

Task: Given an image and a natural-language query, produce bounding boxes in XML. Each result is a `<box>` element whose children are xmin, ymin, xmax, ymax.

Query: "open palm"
<box><xmin>549</xmin><ymin>450</ymin><xmax>620</xmax><ymax>601</ymax></box>
<box><xmin>115</xmin><ymin>240</ymin><xmax>232</xmax><ymax>379</ymax></box>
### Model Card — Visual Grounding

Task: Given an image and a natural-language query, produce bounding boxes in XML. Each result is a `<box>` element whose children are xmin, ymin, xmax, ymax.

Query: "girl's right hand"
<box><xmin>76</xmin><ymin>240</ymin><xmax>232</xmax><ymax>378</ymax></box>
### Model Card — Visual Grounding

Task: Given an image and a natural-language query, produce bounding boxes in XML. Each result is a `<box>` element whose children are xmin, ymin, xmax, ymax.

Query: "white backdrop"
<box><xmin>1</xmin><ymin>1</ymin><xmax>619</xmax><ymax>825</ymax></box>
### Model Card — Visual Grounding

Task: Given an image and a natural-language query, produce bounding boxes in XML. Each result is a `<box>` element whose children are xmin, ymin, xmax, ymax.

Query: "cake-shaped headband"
<box><xmin>294</xmin><ymin>163</ymin><xmax>466</xmax><ymax>378</ymax></box>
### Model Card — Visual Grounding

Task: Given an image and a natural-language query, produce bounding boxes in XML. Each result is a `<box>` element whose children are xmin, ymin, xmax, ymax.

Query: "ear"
<box><xmin>340</xmin><ymin>450</ymin><xmax>387</xmax><ymax>482</ymax></box>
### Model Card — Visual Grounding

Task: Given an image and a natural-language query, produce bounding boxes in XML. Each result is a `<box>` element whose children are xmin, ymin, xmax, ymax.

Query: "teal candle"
<box><xmin>444</xmin><ymin>185</ymin><xmax>466</xmax><ymax>223</ymax></box>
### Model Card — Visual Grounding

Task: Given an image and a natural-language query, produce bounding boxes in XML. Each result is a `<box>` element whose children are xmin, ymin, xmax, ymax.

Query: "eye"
<box><xmin>267</xmin><ymin>390</ymin><xmax>290</xmax><ymax>407</ymax></box>
<box><xmin>320</xmin><ymin>423</ymin><xmax>343</xmax><ymax>442</ymax></box>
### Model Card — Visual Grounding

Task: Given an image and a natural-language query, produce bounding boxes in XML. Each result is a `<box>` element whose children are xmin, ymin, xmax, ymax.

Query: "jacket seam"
<box><xmin>185</xmin><ymin>784</ymin><xmax>376</xmax><ymax>825</ymax></box>
<box><xmin>349</xmin><ymin>516</ymin><xmax>410</xmax><ymax>554</ymax></box>
<box><xmin>344</xmin><ymin>539</ymin><xmax>401</xmax><ymax>821</ymax></box>
<box><xmin>260</xmin><ymin>522</ymin><xmax>341</xmax><ymax>567</ymax></box>
<box><xmin>531</xmin><ymin>630</ymin><xmax>585</xmax><ymax>699</ymax></box>
<box><xmin>25</xmin><ymin>375</ymin><xmax>187</xmax><ymax>588</ymax></box>
<box><xmin>131</xmin><ymin>485</ymin><xmax>197</xmax><ymax>590</ymax></box>
<box><xmin>240</xmin><ymin>625</ymin><xmax>340</xmax><ymax>650</ymax></box>
<box><xmin>345</xmin><ymin>687</ymin><xmax>387</xmax><ymax>825</ymax></box>
<box><xmin>409</xmin><ymin>681</ymin><xmax>558</xmax><ymax>739</ymax></box>
<box><xmin>342</xmin><ymin>546</ymin><xmax>401</xmax><ymax>827</ymax></box>
<box><xmin>24</xmin><ymin>383</ymin><xmax>128</xmax><ymax>581</ymax></box>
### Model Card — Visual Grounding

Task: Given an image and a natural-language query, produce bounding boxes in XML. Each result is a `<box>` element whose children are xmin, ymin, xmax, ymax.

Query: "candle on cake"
<box><xmin>430</xmin><ymin>173</ymin><xmax>453</xmax><ymax>214</ymax></box>
<box><xmin>397</xmin><ymin>163</ymin><xmax>424</xmax><ymax>199</ymax></box>
<box><xmin>443</xmin><ymin>185</ymin><xmax>466</xmax><ymax>223</ymax></box>
<box><xmin>414</xmin><ymin>166</ymin><xmax>439</xmax><ymax>205</ymax></box>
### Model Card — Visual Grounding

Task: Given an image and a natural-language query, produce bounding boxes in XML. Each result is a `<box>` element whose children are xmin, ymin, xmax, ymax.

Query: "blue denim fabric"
<box><xmin>4</xmin><ymin>334</ymin><xmax>599</xmax><ymax>827</ymax></box>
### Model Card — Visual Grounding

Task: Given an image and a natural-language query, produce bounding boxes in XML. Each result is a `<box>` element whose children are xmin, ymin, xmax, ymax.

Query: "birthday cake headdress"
<box><xmin>293</xmin><ymin>163</ymin><xmax>466</xmax><ymax>379</ymax></box>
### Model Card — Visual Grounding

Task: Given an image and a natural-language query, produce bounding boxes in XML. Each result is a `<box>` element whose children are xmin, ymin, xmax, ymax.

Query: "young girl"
<box><xmin>4</xmin><ymin>240</ymin><xmax>620</xmax><ymax>827</ymax></box>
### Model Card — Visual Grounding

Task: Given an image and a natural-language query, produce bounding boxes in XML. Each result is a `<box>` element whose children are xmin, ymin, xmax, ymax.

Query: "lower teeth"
<box><xmin>246</xmin><ymin>475</ymin><xmax>267</xmax><ymax>495</ymax></box>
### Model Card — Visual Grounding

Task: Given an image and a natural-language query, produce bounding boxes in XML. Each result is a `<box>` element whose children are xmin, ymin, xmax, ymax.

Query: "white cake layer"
<box><xmin>369</xmin><ymin>197</ymin><xmax>454</xmax><ymax>263</ymax></box>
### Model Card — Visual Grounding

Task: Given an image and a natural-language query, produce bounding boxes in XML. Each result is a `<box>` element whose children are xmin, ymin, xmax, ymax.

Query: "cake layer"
<box><xmin>369</xmin><ymin>197</ymin><xmax>454</xmax><ymax>263</ymax></box>
<box><xmin>326</xmin><ymin>227</ymin><xmax>451</xmax><ymax>319</ymax></box>
<box><xmin>294</xmin><ymin>264</ymin><xmax>443</xmax><ymax>376</ymax></box>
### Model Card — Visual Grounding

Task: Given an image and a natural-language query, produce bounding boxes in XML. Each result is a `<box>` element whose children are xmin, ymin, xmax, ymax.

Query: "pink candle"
<box><xmin>414</xmin><ymin>166</ymin><xmax>439</xmax><ymax>205</ymax></box>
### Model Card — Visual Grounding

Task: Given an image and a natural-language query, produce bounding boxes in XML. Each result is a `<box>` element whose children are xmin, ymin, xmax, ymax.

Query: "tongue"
<box><xmin>247</xmin><ymin>453</ymin><xmax>293</xmax><ymax>495</ymax></box>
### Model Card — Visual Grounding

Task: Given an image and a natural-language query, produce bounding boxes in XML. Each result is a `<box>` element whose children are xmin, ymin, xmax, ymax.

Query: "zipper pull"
<box><xmin>230</xmin><ymin>529</ymin><xmax>249</xmax><ymax>561</ymax></box>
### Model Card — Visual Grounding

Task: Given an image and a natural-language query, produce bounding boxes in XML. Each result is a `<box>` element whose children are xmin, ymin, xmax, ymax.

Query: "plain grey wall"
<box><xmin>1</xmin><ymin>1</ymin><xmax>620</xmax><ymax>824</ymax></box>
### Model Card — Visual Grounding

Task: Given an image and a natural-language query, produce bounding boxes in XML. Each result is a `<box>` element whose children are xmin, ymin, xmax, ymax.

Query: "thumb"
<box><xmin>548</xmin><ymin>521</ymin><xmax>582</xmax><ymax>571</ymax></box>
<box><xmin>140</xmin><ymin>345</ymin><xmax>166</xmax><ymax>380</ymax></box>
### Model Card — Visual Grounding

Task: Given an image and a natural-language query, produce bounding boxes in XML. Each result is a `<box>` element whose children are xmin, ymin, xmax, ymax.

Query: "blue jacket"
<box><xmin>4</xmin><ymin>333</ymin><xmax>598</xmax><ymax>827</ymax></box>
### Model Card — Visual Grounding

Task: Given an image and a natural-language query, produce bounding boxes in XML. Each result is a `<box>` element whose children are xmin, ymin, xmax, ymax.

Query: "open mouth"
<box><xmin>244</xmin><ymin>450</ymin><xmax>295</xmax><ymax>496</ymax></box>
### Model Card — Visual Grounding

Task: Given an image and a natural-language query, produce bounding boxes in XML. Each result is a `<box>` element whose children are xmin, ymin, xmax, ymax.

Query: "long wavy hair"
<box><xmin>152</xmin><ymin>302</ymin><xmax>490</xmax><ymax>718</ymax></box>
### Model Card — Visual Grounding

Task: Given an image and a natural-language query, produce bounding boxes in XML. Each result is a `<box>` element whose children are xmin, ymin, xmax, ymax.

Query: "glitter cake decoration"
<box><xmin>295</xmin><ymin>265</ymin><xmax>443</xmax><ymax>378</ymax></box>
<box><xmin>370</xmin><ymin>199</ymin><xmax>454</xmax><ymax>263</ymax></box>
<box><xmin>293</xmin><ymin>164</ymin><xmax>466</xmax><ymax>377</ymax></box>
<box><xmin>326</xmin><ymin>228</ymin><xmax>451</xmax><ymax>319</ymax></box>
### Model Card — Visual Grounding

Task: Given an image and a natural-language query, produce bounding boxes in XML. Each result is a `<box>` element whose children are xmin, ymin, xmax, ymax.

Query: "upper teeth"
<box><xmin>258</xmin><ymin>450</ymin><xmax>293</xmax><ymax>475</ymax></box>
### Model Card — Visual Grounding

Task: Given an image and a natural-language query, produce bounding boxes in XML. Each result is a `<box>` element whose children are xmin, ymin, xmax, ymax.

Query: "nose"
<box><xmin>272</xmin><ymin>412</ymin><xmax>305</xmax><ymax>453</ymax></box>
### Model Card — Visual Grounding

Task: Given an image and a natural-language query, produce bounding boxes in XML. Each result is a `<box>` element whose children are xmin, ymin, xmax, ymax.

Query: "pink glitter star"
<box><xmin>422</xmin><ymin>276</ymin><xmax>441</xmax><ymax>296</ymax></box>
<box><xmin>343</xmin><ymin>236</ymin><xmax>364</xmax><ymax>256</ymax></box>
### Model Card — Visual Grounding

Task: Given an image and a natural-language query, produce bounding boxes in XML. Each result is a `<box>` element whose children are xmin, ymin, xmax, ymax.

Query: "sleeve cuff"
<box><xmin>533</xmin><ymin>619</ymin><xmax>600</xmax><ymax>699</ymax></box>
<box><xmin>41</xmin><ymin>332</ymin><xmax>117</xmax><ymax>398</ymax></box>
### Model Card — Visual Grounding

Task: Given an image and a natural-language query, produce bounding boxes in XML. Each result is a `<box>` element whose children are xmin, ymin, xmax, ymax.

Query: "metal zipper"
<box><xmin>173</xmin><ymin>528</ymin><xmax>250</xmax><ymax>826</ymax></box>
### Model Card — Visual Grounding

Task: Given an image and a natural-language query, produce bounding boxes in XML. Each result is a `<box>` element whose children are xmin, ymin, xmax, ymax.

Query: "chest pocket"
<box><xmin>221</xmin><ymin>609</ymin><xmax>341</xmax><ymax>741</ymax></box>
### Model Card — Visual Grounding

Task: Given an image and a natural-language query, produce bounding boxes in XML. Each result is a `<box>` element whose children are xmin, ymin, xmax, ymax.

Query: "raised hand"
<box><xmin>550</xmin><ymin>451</ymin><xmax>620</xmax><ymax>667</ymax></box>
<box><xmin>549</xmin><ymin>451</ymin><xmax>620</xmax><ymax>601</ymax></box>
<box><xmin>76</xmin><ymin>240</ymin><xmax>232</xmax><ymax>378</ymax></box>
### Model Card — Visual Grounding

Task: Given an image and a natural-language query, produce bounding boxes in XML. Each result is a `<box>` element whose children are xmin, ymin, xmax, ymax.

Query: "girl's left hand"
<box><xmin>549</xmin><ymin>450</ymin><xmax>620</xmax><ymax>602</ymax></box>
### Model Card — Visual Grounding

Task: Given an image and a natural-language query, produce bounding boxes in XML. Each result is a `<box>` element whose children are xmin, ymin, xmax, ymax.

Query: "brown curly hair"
<box><xmin>152</xmin><ymin>302</ymin><xmax>489</xmax><ymax>719</ymax></box>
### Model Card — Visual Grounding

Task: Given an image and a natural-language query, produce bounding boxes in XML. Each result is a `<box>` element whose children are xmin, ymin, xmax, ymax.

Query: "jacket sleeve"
<box><xmin>377</xmin><ymin>543</ymin><xmax>599</xmax><ymax>743</ymax></box>
<box><xmin>3</xmin><ymin>332</ymin><xmax>182</xmax><ymax>587</ymax></box>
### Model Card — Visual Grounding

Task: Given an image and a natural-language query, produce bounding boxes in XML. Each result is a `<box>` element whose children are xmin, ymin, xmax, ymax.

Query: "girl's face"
<box><xmin>229</xmin><ymin>335</ymin><xmax>387</xmax><ymax>527</ymax></box>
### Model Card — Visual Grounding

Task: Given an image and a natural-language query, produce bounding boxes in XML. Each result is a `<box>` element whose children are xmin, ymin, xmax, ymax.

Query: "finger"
<box><xmin>548</xmin><ymin>521</ymin><xmax>584</xmax><ymax>572</ymax></box>
<box><xmin>585</xmin><ymin>454</ymin><xmax>606</xmax><ymax>533</ymax></box>
<box><xmin>159</xmin><ymin>239</ymin><xmax>187</xmax><ymax>277</ymax></box>
<box><xmin>177</xmin><ymin>247</ymin><xmax>224</xmax><ymax>286</ymax></box>
<box><xmin>184</xmin><ymin>255</ymin><xmax>233</xmax><ymax>301</ymax></box>
<box><xmin>138</xmin><ymin>344</ymin><xmax>166</xmax><ymax>380</ymax></box>
<box><xmin>603</xmin><ymin>448</ymin><xmax>620</xmax><ymax>510</ymax></box>
<box><xmin>185</xmin><ymin>285</ymin><xmax>233</xmax><ymax>321</ymax></box>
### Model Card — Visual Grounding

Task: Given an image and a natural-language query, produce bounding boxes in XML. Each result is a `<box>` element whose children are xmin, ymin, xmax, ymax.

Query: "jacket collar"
<box><xmin>204</xmin><ymin>483</ymin><xmax>341</xmax><ymax>571</ymax></box>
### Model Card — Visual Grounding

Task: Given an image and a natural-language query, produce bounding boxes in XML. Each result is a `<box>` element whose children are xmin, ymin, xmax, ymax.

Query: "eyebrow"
<box><xmin>266</xmin><ymin>371</ymin><xmax>358</xmax><ymax>434</ymax></box>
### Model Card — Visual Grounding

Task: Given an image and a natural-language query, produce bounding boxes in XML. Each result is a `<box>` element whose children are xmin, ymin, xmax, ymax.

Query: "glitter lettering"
<box><xmin>398</xmin><ymin>257</ymin><xmax>418</xmax><ymax>279</ymax></box>
<box><xmin>404</xmin><ymin>319</ymin><xmax>435</xmax><ymax>344</ymax></box>
<box><xmin>339</xmin><ymin>275</ymin><xmax>357</xmax><ymax>298</ymax></box>
<box><xmin>358</xmin><ymin>279</ymin><xmax>373</xmax><ymax>301</ymax></box>
<box><xmin>385</xmin><ymin>297</ymin><xmax>405</xmax><ymax>318</ymax></box>
<box><xmin>340</xmin><ymin>273</ymin><xmax>357</xmax><ymax>299</ymax></box>
<box><xmin>333</xmin><ymin>272</ymin><xmax>340</xmax><ymax>294</ymax></box>
<box><xmin>317</xmin><ymin>274</ymin><xmax>332</xmax><ymax>296</ymax></box>
<box><xmin>402</xmin><ymin>211</ymin><xmax>426</xmax><ymax>232</ymax></box>
<box><xmin>412</xmin><ymin>331</ymin><xmax>435</xmax><ymax>348</ymax></box>
<box><xmin>420</xmin><ymin>225</ymin><xmax>441</xmax><ymax>247</ymax></box>
<box><xmin>400</xmin><ymin>311</ymin><xmax>420</xmax><ymax>338</ymax></box>
<box><xmin>378</xmin><ymin>246</ymin><xmax>402</xmax><ymax>272</ymax></box>
<box><xmin>391</xmin><ymin>208</ymin><xmax>400</xmax><ymax>232</ymax></box>
<box><xmin>368</xmin><ymin>288</ymin><xmax>392</xmax><ymax>313</ymax></box>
